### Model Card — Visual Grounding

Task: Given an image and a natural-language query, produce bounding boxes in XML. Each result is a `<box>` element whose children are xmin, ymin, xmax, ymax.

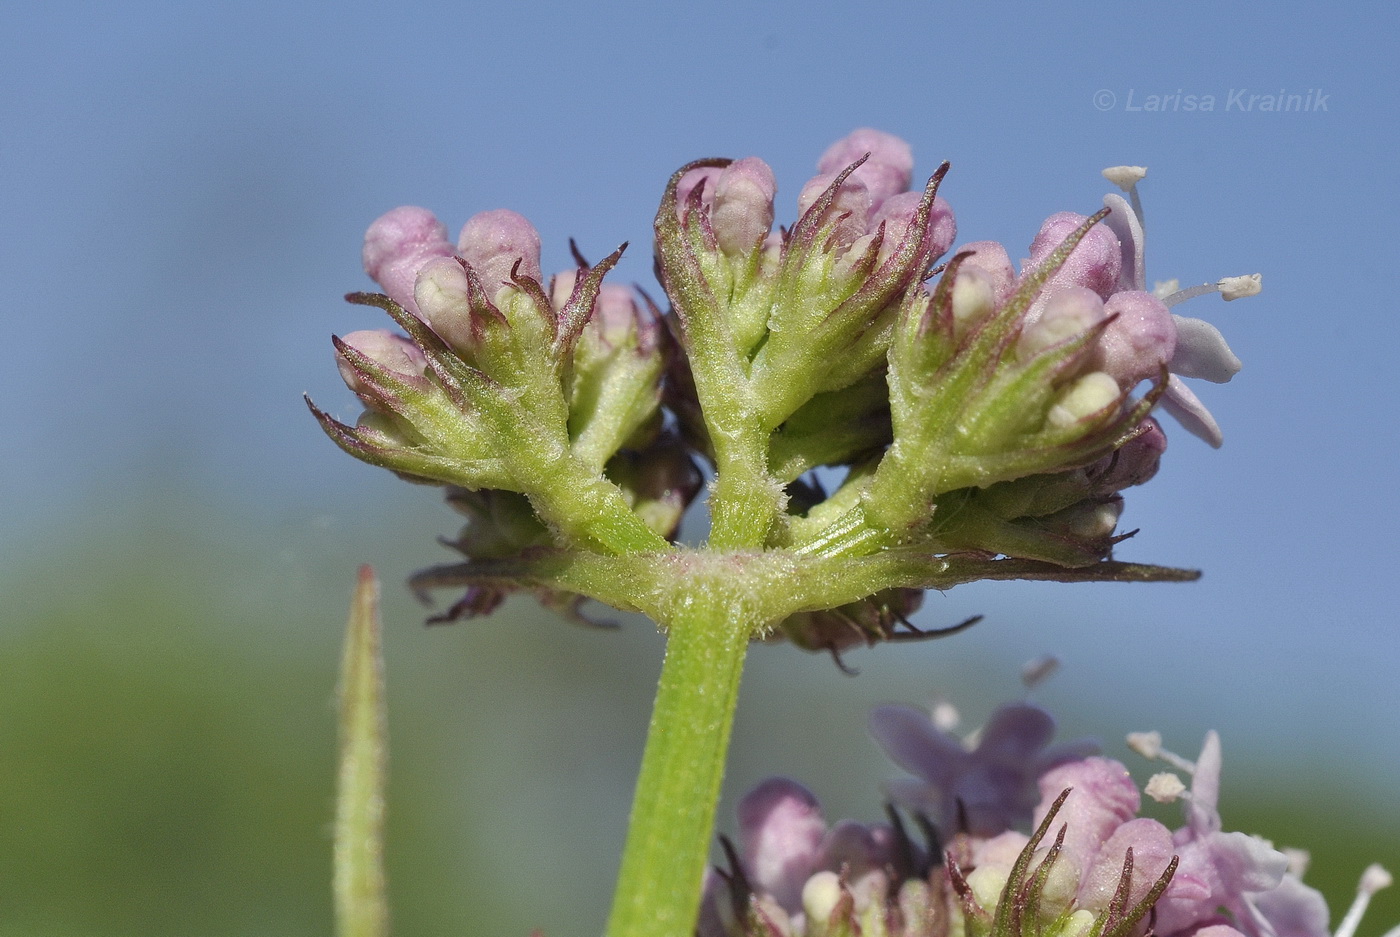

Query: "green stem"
<box><xmin>604</xmin><ymin>585</ymin><xmax>756</xmax><ymax>937</ymax></box>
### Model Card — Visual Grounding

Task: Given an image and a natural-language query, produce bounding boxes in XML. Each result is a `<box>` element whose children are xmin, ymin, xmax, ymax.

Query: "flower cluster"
<box><xmin>308</xmin><ymin>128</ymin><xmax>1256</xmax><ymax>638</ymax></box>
<box><xmin>700</xmin><ymin>695</ymin><xmax>1392</xmax><ymax>937</ymax></box>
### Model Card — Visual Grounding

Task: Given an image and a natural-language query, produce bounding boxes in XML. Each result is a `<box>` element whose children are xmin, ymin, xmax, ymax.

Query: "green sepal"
<box><xmin>768</xmin><ymin>372</ymin><xmax>892</xmax><ymax>483</ymax></box>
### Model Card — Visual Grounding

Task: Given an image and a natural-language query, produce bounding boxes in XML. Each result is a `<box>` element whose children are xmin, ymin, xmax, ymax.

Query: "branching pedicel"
<box><xmin>312</xmin><ymin>129</ymin><xmax>1267</xmax><ymax>937</ymax></box>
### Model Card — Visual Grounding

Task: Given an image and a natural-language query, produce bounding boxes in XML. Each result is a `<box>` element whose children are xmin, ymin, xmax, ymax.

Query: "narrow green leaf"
<box><xmin>335</xmin><ymin>566</ymin><xmax>389</xmax><ymax>937</ymax></box>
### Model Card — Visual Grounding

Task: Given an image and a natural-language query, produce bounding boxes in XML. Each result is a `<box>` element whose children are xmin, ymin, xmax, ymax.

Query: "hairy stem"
<box><xmin>605</xmin><ymin>585</ymin><xmax>756</xmax><ymax>937</ymax></box>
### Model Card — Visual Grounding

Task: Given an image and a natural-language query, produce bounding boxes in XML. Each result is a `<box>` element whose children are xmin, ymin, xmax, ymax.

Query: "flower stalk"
<box><xmin>606</xmin><ymin>582</ymin><xmax>758</xmax><ymax>937</ymax></box>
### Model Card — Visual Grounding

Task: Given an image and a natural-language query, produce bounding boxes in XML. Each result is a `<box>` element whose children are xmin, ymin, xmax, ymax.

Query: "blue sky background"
<box><xmin>3</xmin><ymin>1</ymin><xmax>1398</xmax><ymax>934</ymax></box>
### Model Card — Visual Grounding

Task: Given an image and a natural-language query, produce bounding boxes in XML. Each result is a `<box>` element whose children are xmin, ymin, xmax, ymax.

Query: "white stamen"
<box><xmin>1161</xmin><ymin>282</ymin><xmax>1219</xmax><ymax>307</ymax></box>
<box><xmin>1283</xmin><ymin>847</ymin><xmax>1311</xmax><ymax>877</ymax></box>
<box><xmin>931</xmin><ymin>699</ymin><xmax>961</xmax><ymax>732</ymax></box>
<box><xmin>1162</xmin><ymin>273</ymin><xmax>1263</xmax><ymax>308</ymax></box>
<box><xmin>1127</xmin><ymin>730</ymin><xmax>1198</xmax><ymax>773</ymax></box>
<box><xmin>1335</xmin><ymin>864</ymin><xmax>1393</xmax><ymax>937</ymax></box>
<box><xmin>1145</xmin><ymin>772</ymin><xmax>1187</xmax><ymax>803</ymax></box>
<box><xmin>1021</xmin><ymin>654</ymin><xmax>1061</xmax><ymax>689</ymax></box>
<box><xmin>1219</xmin><ymin>273</ymin><xmax>1263</xmax><ymax>300</ymax></box>
<box><xmin>1153</xmin><ymin>279</ymin><xmax>1180</xmax><ymax>301</ymax></box>
<box><xmin>1127</xmin><ymin>730</ymin><xmax>1162</xmax><ymax>758</ymax></box>
<box><xmin>1102</xmin><ymin>165</ymin><xmax>1148</xmax><ymax>225</ymax></box>
<box><xmin>1102</xmin><ymin>165</ymin><xmax>1148</xmax><ymax>189</ymax></box>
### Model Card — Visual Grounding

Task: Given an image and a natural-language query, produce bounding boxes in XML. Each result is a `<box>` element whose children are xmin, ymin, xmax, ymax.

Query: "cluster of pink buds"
<box><xmin>700</xmin><ymin>690</ymin><xmax>1391</xmax><ymax>937</ymax></box>
<box><xmin>308</xmin><ymin>128</ymin><xmax>1256</xmax><ymax>640</ymax></box>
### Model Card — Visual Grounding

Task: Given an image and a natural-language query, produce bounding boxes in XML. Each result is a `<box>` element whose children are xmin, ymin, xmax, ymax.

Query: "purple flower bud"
<box><xmin>1027</xmin><ymin>212</ymin><xmax>1123</xmax><ymax>299</ymax></box>
<box><xmin>711</xmin><ymin>157</ymin><xmax>777</xmax><ymax>255</ymax></box>
<box><xmin>957</xmin><ymin>240</ymin><xmax>1018</xmax><ymax>307</ymax></box>
<box><xmin>1018</xmin><ymin>287</ymin><xmax>1107</xmax><ymax>359</ymax></box>
<box><xmin>675</xmin><ymin>165</ymin><xmax>722</xmax><ymax>217</ymax></box>
<box><xmin>797</xmin><ymin>171</ymin><xmax>871</xmax><ymax>249</ymax></box>
<box><xmin>362</xmin><ymin>206</ymin><xmax>456</xmax><ymax>314</ymax></box>
<box><xmin>413</xmin><ymin>256</ymin><xmax>476</xmax><ymax>350</ymax></box>
<box><xmin>870</xmin><ymin>190</ymin><xmax>956</xmax><ymax>266</ymax></box>
<box><xmin>1034</xmin><ymin>758</ymin><xmax>1141</xmax><ymax>886</ymax></box>
<box><xmin>336</xmin><ymin>329</ymin><xmax>429</xmax><ymax>402</ymax></box>
<box><xmin>1089</xmin><ymin>417</ymin><xmax>1168</xmax><ymax>491</ymax></box>
<box><xmin>817</xmin><ymin>128</ymin><xmax>915</xmax><ymax>213</ymax></box>
<box><xmin>1096</xmin><ymin>290</ymin><xmax>1177</xmax><ymax>386</ymax></box>
<box><xmin>817</xmin><ymin>820</ymin><xmax>896</xmax><ymax>907</ymax></box>
<box><xmin>1078</xmin><ymin>817</ymin><xmax>1178</xmax><ymax>913</ymax></box>
<box><xmin>738</xmin><ymin>777</ymin><xmax>828</xmax><ymax>914</ymax></box>
<box><xmin>457</xmin><ymin>208</ymin><xmax>543</xmax><ymax>294</ymax></box>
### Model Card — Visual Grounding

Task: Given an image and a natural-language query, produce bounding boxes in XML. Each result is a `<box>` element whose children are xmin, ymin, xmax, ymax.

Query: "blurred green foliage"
<box><xmin>0</xmin><ymin>506</ymin><xmax>1395</xmax><ymax>936</ymax></box>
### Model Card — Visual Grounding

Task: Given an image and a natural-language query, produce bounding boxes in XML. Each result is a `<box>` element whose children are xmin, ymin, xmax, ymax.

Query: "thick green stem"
<box><xmin>605</xmin><ymin>585</ymin><xmax>756</xmax><ymax>937</ymax></box>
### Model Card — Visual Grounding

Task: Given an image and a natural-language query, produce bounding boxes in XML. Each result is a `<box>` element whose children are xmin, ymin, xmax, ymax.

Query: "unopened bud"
<box><xmin>802</xmin><ymin>870</ymin><xmax>845</xmax><ymax>924</ymax></box>
<box><xmin>1097</xmin><ymin>291</ymin><xmax>1176</xmax><ymax>386</ymax></box>
<box><xmin>797</xmin><ymin>171</ymin><xmax>871</xmax><ymax>249</ymax></box>
<box><xmin>871</xmin><ymin>191</ymin><xmax>956</xmax><ymax>266</ymax></box>
<box><xmin>1019</xmin><ymin>287</ymin><xmax>1106</xmax><ymax>359</ymax></box>
<box><xmin>1048</xmin><ymin>371</ymin><xmax>1120</xmax><ymax>428</ymax></box>
<box><xmin>1028</xmin><ymin>212</ymin><xmax>1123</xmax><ymax>300</ymax></box>
<box><xmin>711</xmin><ymin>157</ymin><xmax>777</xmax><ymax>255</ymax></box>
<box><xmin>817</xmin><ymin>127</ymin><xmax>915</xmax><ymax>212</ymax></box>
<box><xmin>958</xmin><ymin>240</ymin><xmax>1017</xmax><ymax>306</ymax></box>
<box><xmin>457</xmin><ymin>209</ymin><xmax>543</xmax><ymax>295</ymax></box>
<box><xmin>1090</xmin><ymin>417</ymin><xmax>1167</xmax><ymax>491</ymax></box>
<box><xmin>336</xmin><ymin>329</ymin><xmax>428</xmax><ymax>395</ymax></box>
<box><xmin>362</xmin><ymin>206</ymin><xmax>456</xmax><ymax>313</ymax></box>
<box><xmin>952</xmin><ymin>266</ymin><xmax>996</xmax><ymax>331</ymax></box>
<box><xmin>413</xmin><ymin>256</ymin><xmax>475</xmax><ymax>350</ymax></box>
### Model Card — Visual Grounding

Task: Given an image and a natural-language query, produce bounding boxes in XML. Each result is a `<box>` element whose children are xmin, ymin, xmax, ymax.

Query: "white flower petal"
<box><xmin>1171</xmin><ymin>315</ymin><xmax>1243</xmax><ymax>383</ymax></box>
<box><xmin>1103</xmin><ymin>193</ymin><xmax>1146</xmax><ymax>292</ymax></box>
<box><xmin>1160</xmin><ymin>376</ymin><xmax>1224</xmax><ymax>448</ymax></box>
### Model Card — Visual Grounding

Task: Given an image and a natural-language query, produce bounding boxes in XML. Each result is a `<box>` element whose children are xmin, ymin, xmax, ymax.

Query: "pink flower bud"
<box><xmin>957</xmin><ymin>240</ymin><xmax>1018</xmax><ymax>307</ymax></box>
<box><xmin>1089</xmin><ymin>417</ymin><xmax>1167</xmax><ymax>491</ymax></box>
<box><xmin>457</xmin><ymin>208</ymin><xmax>543</xmax><ymax>293</ymax></box>
<box><xmin>1027</xmin><ymin>212</ymin><xmax>1123</xmax><ymax>299</ymax></box>
<box><xmin>336</xmin><ymin>327</ymin><xmax>428</xmax><ymax>406</ymax></box>
<box><xmin>1096</xmin><ymin>290</ymin><xmax>1177</xmax><ymax>385</ymax></box>
<box><xmin>797</xmin><ymin>171</ymin><xmax>871</xmax><ymax>249</ymax></box>
<box><xmin>336</xmin><ymin>329</ymin><xmax>429</xmax><ymax>402</ymax></box>
<box><xmin>870</xmin><ymin>191</ymin><xmax>956</xmax><ymax>266</ymax></box>
<box><xmin>738</xmin><ymin>778</ymin><xmax>827</xmax><ymax>914</ymax></box>
<box><xmin>675</xmin><ymin>165</ymin><xmax>722</xmax><ymax>217</ymax></box>
<box><xmin>593</xmin><ymin>283</ymin><xmax>645</xmax><ymax>348</ymax></box>
<box><xmin>711</xmin><ymin>157</ymin><xmax>777</xmax><ymax>255</ymax></box>
<box><xmin>362</xmin><ymin>206</ymin><xmax>456</xmax><ymax>314</ymax></box>
<box><xmin>1018</xmin><ymin>286</ymin><xmax>1106</xmax><ymax>359</ymax></box>
<box><xmin>413</xmin><ymin>256</ymin><xmax>475</xmax><ymax>349</ymax></box>
<box><xmin>1034</xmin><ymin>757</ymin><xmax>1141</xmax><ymax>884</ymax></box>
<box><xmin>817</xmin><ymin>128</ymin><xmax>914</xmax><ymax>213</ymax></box>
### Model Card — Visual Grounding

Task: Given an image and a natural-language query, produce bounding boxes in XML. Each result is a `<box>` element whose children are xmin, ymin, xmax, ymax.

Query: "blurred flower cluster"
<box><xmin>699</xmin><ymin>691</ymin><xmax>1392</xmax><ymax>937</ymax></box>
